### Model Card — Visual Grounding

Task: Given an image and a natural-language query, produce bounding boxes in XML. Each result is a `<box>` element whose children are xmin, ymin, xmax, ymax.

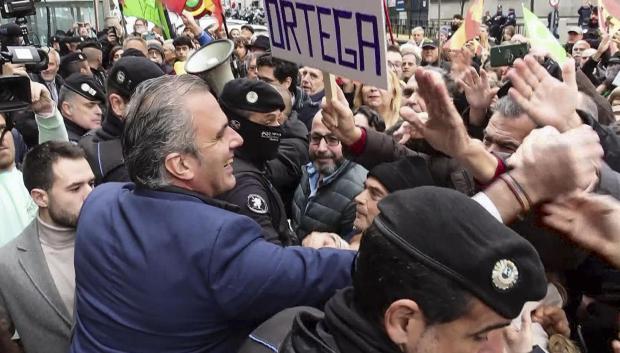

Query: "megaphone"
<box><xmin>185</xmin><ymin>39</ymin><xmax>235</xmax><ymax>97</ymax></box>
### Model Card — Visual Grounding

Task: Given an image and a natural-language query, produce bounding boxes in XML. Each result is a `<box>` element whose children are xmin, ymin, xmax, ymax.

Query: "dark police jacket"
<box><xmin>238</xmin><ymin>288</ymin><xmax>400</xmax><ymax>353</ymax></box>
<box><xmin>70</xmin><ymin>183</ymin><xmax>355</xmax><ymax>353</ymax></box>
<box><xmin>220</xmin><ymin>157</ymin><xmax>298</xmax><ymax>246</ymax></box>
<box><xmin>291</xmin><ymin>160</ymin><xmax>366</xmax><ymax>241</ymax></box>
<box><xmin>79</xmin><ymin>114</ymin><xmax>128</xmax><ymax>185</ymax></box>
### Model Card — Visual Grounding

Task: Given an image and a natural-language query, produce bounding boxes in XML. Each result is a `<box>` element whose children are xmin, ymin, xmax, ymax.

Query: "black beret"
<box><xmin>121</xmin><ymin>48</ymin><xmax>146</xmax><ymax>58</ymax></box>
<box><xmin>78</xmin><ymin>40</ymin><xmax>102</xmax><ymax>51</ymax></box>
<box><xmin>367</xmin><ymin>156</ymin><xmax>434</xmax><ymax>193</ymax></box>
<box><xmin>248</xmin><ymin>35</ymin><xmax>271</xmax><ymax>52</ymax></box>
<box><xmin>107</xmin><ymin>57</ymin><xmax>164</xmax><ymax>98</ymax></box>
<box><xmin>60</xmin><ymin>52</ymin><xmax>86</xmax><ymax>66</ymax></box>
<box><xmin>59</xmin><ymin>52</ymin><xmax>87</xmax><ymax>77</ymax></box>
<box><xmin>374</xmin><ymin>186</ymin><xmax>547</xmax><ymax>319</ymax></box>
<box><xmin>63</xmin><ymin>73</ymin><xmax>105</xmax><ymax>102</ymax></box>
<box><xmin>219</xmin><ymin>78</ymin><xmax>285</xmax><ymax>114</ymax></box>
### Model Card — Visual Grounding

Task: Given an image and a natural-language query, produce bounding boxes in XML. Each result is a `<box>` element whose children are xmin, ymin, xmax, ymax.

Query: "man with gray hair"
<box><xmin>483</xmin><ymin>95</ymin><xmax>536</xmax><ymax>154</ymax></box>
<box><xmin>69</xmin><ymin>75</ymin><xmax>355</xmax><ymax>353</ymax></box>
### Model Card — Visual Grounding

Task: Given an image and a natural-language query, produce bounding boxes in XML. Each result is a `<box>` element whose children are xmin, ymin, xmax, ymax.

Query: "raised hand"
<box><xmin>402</xmin><ymin>68</ymin><xmax>472</xmax><ymax>158</ymax></box>
<box><xmin>320</xmin><ymin>85</ymin><xmax>362</xmax><ymax>146</ymax></box>
<box><xmin>30</xmin><ymin>81</ymin><xmax>54</xmax><ymax>116</ymax></box>
<box><xmin>542</xmin><ymin>193</ymin><xmax>620</xmax><ymax>268</ymax></box>
<box><xmin>458</xmin><ymin>67</ymin><xmax>499</xmax><ymax>112</ymax></box>
<box><xmin>510</xmin><ymin>125</ymin><xmax>603</xmax><ymax>204</ymax></box>
<box><xmin>507</xmin><ymin>55</ymin><xmax>582</xmax><ymax>132</ymax></box>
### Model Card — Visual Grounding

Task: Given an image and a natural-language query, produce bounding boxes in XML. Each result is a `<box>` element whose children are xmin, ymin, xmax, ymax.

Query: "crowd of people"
<box><xmin>2</xmin><ymin>4</ymin><xmax>620</xmax><ymax>353</ymax></box>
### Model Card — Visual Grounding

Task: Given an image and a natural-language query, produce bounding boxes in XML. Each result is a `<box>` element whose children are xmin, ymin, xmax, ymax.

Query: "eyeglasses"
<box><xmin>310</xmin><ymin>133</ymin><xmax>340</xmax><ymax>146</ymax></box>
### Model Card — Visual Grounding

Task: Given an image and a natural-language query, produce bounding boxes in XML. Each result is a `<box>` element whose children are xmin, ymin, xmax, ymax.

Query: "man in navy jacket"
<box><xmin>69</xmin><ymin>75</ymin><xmax>355</xmax><ymax>353</ymax></box>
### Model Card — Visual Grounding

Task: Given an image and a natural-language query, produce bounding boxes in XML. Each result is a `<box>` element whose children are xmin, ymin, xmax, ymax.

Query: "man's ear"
<box><xmin>164</xmin><ymin>153</ymin><xmax>194</xmax><ymax>181</ymax></box>
<box><xmin>282</xmin><ymin>76</ymin><xmax>292</xmax><ymax>90</ymax></box>
<box><xmin>60</xmin><ymin>101</ymin><xmax>72</xmax><ymax>117</ymax></box>
<box><xmin>30</xmin><ymin>188</ymin><xmax>49</xmax><ymax>208</ymax></box>
<box><xmin>384</xmin><ymin>299</ymin><xmax>426</xmax><ymax>348</ymax></box>
<box><xmin>108</xmin><ymin>93</ymin><xmax>127</xmax><ymax>119</ymax></box>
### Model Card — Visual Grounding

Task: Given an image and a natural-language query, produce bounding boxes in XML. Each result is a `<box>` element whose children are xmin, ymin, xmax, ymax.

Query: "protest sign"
<box><xmin>263</xmin><ymin>0</ymin><xmax>388</xmax><ymax>90</ymax></box>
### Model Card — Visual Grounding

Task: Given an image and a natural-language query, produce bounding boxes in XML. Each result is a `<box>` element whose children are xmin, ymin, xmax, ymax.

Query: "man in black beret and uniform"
<box><xmin>58</xmin><ymin>73</ymin><xmax>105</xmax><ymax>142</ymax></box>
<box><xmin>218</xmin><ymin>78</ymin><xmax>297</xmax><ymax>246</ymax></box>
<box><xmin>78</xmin><ymin>41</ymin><xmax>106</xmax><ymax>90</ymax></box>
<box><xmin>240</xmin><ymin>186</ymin><xmax>548</xmax><ymax>353</ymax></box>
<box><xmin>59</xmin><ymin>52</ymin><xmax>91</xmax><ymax>79</ymax></box>
<box><xmin>79</xmin><ymin>57</ymin><xmax>164</xmax><ymax>184</ymax></box>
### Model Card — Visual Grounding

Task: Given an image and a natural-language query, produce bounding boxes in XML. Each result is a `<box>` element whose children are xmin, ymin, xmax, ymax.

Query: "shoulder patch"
<box><xmin>247</xmin><ymin>193</ymin><xmax>268</xmax><ymax>214</ymax></box>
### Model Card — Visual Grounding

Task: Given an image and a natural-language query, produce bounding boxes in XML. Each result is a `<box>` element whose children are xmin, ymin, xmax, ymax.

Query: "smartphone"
<box><xmin>142</xmin><ymin>32</ymin><xmax>156</xmax><ymax>41</ymax></box>
<box><xmin>490</xmin><ymin>43</ymin><xmax>530</xmax><ymax>67</ymax></box>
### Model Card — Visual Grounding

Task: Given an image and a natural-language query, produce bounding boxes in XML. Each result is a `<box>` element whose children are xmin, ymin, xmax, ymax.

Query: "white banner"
<box><xmin>263</xmin><ymin>0</ymin><xmax>388</xmax><ymax>89</ymax></box>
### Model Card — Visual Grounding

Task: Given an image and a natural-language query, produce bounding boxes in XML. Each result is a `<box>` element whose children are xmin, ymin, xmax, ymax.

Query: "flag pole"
<box><xmin>383</xmin><ymin>0</ymin><xmax>395</xmax><ymax>45</ymax></box>
<box><xmin>163</xmin><ymin>8</ymin><xmax>177</xmax><ymax>38</ymax></box>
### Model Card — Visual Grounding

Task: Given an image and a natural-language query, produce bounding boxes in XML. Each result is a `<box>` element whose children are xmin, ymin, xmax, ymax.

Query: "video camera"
<box><xmin>0</xmin><ymin>0</ymin><xmax>48</xmax><ymax>113</ymax></box>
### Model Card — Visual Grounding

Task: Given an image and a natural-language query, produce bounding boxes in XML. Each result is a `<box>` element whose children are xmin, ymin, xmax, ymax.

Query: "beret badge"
<box><xmin>491</xmin><ymin>259</ymin><xmax>519</xmax><ymax>291</ymax></box>
<box><xmin>246</xmin><ymin>91</ymin><xmax>258</xmax><ymax>104</ymax></box>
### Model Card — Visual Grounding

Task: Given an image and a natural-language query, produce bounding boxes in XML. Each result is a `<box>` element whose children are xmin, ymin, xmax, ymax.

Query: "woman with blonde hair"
<box><xmin>353</xmin><ymin>71</ymin><xmax>402</xmax><ymax>130</ymax></box>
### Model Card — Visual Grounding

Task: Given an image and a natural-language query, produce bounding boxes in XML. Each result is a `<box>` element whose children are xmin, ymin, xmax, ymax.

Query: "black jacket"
<box><xmin>243</xmin><ymin>288</ymin><xmax>399</xmax><ymax>353</ymax></box>
<box><xmin>219</xmin><ymin>157</ymin><xmax>298</xmax><ymax>246</ymax></box>
<box><xmin>266</xmin><ymin>111</ymin><xmax>310</xmax><ymax>217</ymax></box>
<box><xmin>79</xmin><ymin>112</ymin><xmax>128</xmax><ymax>185</ymax></box>
<box><xmin>291</xmin><ymin>160</ymin><xmax>366</xmax><ymax>240</ymax></box>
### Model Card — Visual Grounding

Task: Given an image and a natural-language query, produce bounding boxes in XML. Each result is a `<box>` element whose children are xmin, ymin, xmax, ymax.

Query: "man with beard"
<box><xmin>218</xmin><ymin>79</ymin><xmax>298</xmax><ymax>246</ymax></box>
<box><xmin>291</xmin><ymin>112</ymin><xmax>366</xmax><ymax>242</ymax></box>
<box><xmin>0</xmin><ymin>83</ymin><xmax>68</xmax><ymax>245</ymax></box>
<box><xmin>0</xmin><ymin>141</ymin><xmax>94</xmax><ymax>353</ymax></box>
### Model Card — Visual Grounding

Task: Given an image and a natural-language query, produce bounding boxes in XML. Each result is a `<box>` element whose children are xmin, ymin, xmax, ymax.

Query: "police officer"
<box><xmin>239</xmin><ymin>187</ymin><xmax>548</xmax><ymax>353</ymax></box>
<box><xmin>79</xmin><ymin>56</ymin><xmax>164</xmax><ymax>185</ymax></box>
<box><xmin>59</xmin><ymin>52</ymin><xmax>91</xmax><ymax>79</ymax></box>
<box><xmin>218</xmin><ymin>79</ymin><xmax>298</xmax><ymax>246</ymax></box>
<box><xmin>78</xmin><ymin>40</ymin><xmax>107</xmax><ymax>90</ymax></box>
<box><xmin>58</xmin><ymin>73</ymin><xmax>105</xmax><ymax>142</ymax></box>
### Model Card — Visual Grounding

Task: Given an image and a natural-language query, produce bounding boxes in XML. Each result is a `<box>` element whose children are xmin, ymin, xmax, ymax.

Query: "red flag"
<box><xmin>210</xmin><ymin>0</ymin><xmax>224</xmax><ymax>30</ymax></box>
<box><xmin>602</xmin><ymin>0</ymin><xmax>620</xmax><ymax>20</ymax></box>
<box><xmin>164</xmin><ymin>0</ymin><xmax>186</xmax><ymax>13</ymax></box>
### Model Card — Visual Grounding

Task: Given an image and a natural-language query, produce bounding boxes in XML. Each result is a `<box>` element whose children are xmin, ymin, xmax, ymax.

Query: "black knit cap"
<box><xmin>107</xmin><ymin>56</ymin><xmax>164</xmax><ymax>98</ymax></box>
<box><xmin>373</xmin><ymin>186</ymin><xmax>547</xmax><ymax>319</ymax></box>
<box><xmin>219</xmin><ymin>78</ymin><xmax>285</xmax><ymax>114</ymax></box>
<box><xmin>367</xmin><ymin>156</ymin><xmax>434</xmax><ymax>193</ymax></box>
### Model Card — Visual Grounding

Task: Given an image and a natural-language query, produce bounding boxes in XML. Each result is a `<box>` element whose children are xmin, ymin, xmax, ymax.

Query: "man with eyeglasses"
<box><xmin>291</xmin><ymin>111</ymin><xmax>366</xmax><ymax>244</ymax></box>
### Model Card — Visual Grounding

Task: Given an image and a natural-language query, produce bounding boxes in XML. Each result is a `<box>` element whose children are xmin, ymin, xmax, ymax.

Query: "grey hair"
<box><xmin>58</xmin><ymin>86</ymin><xmax>78</xmax><ymax>114</ymax></box>
<box><xmin>495</xmin><ymin>95</ymin><xmax>524</xmax><ymax>118</ymax></box>
<box><xmin>122</xmin><ymin>75</ymin><xmax>210</xmax><ymax>188</ymax></box>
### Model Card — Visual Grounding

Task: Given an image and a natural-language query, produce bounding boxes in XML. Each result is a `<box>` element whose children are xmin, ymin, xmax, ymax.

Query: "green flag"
<box><xmin>122</xmin><ymin>0</ymin><xmax>171</xmax><ymax>38</ymax></box>
<box><xmin>522</xmin><ymin>4</ymin><xmax>567</xmax><ymax>65</ymax></box>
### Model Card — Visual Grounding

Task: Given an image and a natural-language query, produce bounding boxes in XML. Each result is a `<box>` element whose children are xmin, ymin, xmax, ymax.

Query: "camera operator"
<box><xmin>0</xmin><ymin>77</ymin><xmax>69</xmax><ymax>245</ymax></box>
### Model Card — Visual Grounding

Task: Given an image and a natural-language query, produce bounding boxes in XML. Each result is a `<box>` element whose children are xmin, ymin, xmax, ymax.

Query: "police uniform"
<box><xmin>59</xmin><ymin>52</ymin><xmax>87</xmax><ymax>79</ymax></box>
<box><xmin>79</xmin><ymin>57</ymin><xmax>164</xmax><ymax>185</ymax></box>
<box><xmin>218</xmin><ymin>79</ymin><xmax>298</xmax><ymax>246</ymax></box>
<box><xmin>78</xmin><ymin>41</ymin><xmax>107</xmax><ymax>90</ymax></box>
<box><xmin>60</xmin><ymin>73</ymin><xmax>105</xmax><ymax>142</ymax></box>
<box><xmin>238</xmin><ymin>186</ymin><xmax>548</xmax><ymax>353</ymax></box>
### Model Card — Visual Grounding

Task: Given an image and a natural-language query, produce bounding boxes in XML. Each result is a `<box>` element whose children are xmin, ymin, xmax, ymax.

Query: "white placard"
<box><xmin>263</xmin><ymin>0</ymin><xmax>388</xmax><ymax>89</ymax></box>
